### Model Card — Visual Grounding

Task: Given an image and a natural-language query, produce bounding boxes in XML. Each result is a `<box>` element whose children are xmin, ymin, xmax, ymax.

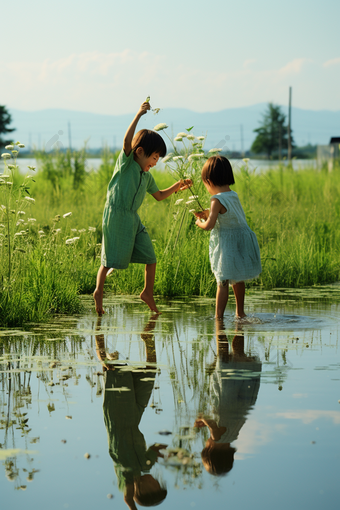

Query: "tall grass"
<box><xmin>1</xmin><ymin>132</ymin><xmax>340</xmax><ymax>327</ymax></box>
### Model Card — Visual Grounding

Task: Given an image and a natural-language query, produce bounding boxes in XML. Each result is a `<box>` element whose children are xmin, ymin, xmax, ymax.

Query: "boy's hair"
<box><xmin>132</xmin><ymin>129</ymin><xmax>167</xmax><ymax>158</ymax></box>
<box><xmin>201</xmin><ymin>444</ymin><xmax>236</xmax><ymax>476</ymax></box>
<box><xmin>201</xmin><ymin>156</ymin><xmax>235</xmax><ymax>186</ymax></box>
<box><xmin>134</xmin><ymin>484</ymin><xmax>167</xmax><ymax>507</ymax></box>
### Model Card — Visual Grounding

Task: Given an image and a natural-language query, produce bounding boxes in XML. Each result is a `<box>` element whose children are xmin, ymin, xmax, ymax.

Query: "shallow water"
<box><xmin>1</xmin><ymin>287</ymin><xmax>340</xmax><ymax>510</ymax></box>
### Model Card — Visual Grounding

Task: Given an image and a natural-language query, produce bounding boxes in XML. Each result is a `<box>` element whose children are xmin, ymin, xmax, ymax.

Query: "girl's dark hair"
<box><xmin>201</xmin><ymin>156</ymin><xmax>235</xmax><ymax>186</ymax></box>
<box><xmin>131</xmin><ymin>129</ymin><xmax>167</xmax><ymax>158</ymax></box>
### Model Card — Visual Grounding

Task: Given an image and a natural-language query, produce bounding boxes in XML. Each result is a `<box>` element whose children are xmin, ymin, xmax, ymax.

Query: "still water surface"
<box><xmin>1</xmin><ymin>287</ymin><xmax>339</xmax><ymax>510</ymax></box>
<box><xmin>1</xmin><ymin>158</ymin><xmax>317</xmax><ymax>175</ymax></box>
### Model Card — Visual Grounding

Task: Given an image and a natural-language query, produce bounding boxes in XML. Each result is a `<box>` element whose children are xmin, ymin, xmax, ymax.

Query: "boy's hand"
<box><xmin>138</xmin><ymin>102</ymin><xmax>151</xmax><ymax>117</ymax></box>
<box><xmin>194</xmin><ymin>209</ymin><xmax>209</xmax><ymax>220</ymax></box>
<box><xmin>150</xmin><ymin>443</ymin><xmax>168</xmax><ymax>458</ymax></box>
<box><xmin>178</xmin><ymin>178</ymin><xmax>193</xmax><ymax>191</ymax></box>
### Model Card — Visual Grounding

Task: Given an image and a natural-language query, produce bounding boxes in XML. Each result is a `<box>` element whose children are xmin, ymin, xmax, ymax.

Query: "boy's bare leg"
<box><xmin>93</xmin><ymin>265</ymin><xmax>110</xmax><ymax>315</ymax></box>
<box><xmin>232</xmin><ymin>281</ymin><xmax>246</xmax><ymax>318</ymax></box>
<box><xmin>140</xmin><ymin>263</ymin><xmax>160</xmax><ymax>313</ymax></box>
<box><xmin>216</xmin><ymin>282</ymin><xmax>229</xmax><ymax>319</ymax></box>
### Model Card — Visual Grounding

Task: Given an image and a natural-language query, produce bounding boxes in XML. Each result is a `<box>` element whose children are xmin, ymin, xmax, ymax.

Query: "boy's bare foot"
<box><xmin>140</xmin><ymin>290</ymin><xmax>161</xmax><ymax>314</ymax></box>
<box><xmin>236</xmin><ymin>313</ymin><xmax>247</xmax><ymax>319</ymax></box>
<box><xmin>93</xmin><ymin>289</ymin><xmax>105</xmax><ymax>315</ymax></box>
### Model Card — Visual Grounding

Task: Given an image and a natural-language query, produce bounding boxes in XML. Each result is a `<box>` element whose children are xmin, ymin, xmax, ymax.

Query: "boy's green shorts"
<box><xmin>101</xmin><ymin>211</ymin><xmax>156</xmax><ymax>269</ymax></box>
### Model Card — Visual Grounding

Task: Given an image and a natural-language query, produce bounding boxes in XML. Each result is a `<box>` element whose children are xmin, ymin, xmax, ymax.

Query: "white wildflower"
<box><xmin>6</xmin><ymin>182</ymin><xmax>13</xmax><ymax>186</ymax></box>
<box><xmin>14</xmin><ymin>232</ymin><xmax>23</xmax><ymax>237</ymax></box>
<box><xmin>16</xmin><ymin>220</ymin><xmax>25</xmax><ymax>225</ymax></box>
<box><xmin>188</xmin><ymin>154</ymin><xmax>204</xmax><ymax>161</ymax></box>
<box><xmin>66</xmin><ymin>237</ymin><xmax>79</xmax><ymax>245</ymax></box>
<box><xmin>174</xmin><ymin>137</ymin><xmax>183</xmax><ymax>142</ymax></box>
<box><xmin>88</xmin><ymin>227</ymin><xmax>96</xmax><ymax>232</ymax></box>
<box><xmin>173</xmin><ymin>156</ymin><xmax>184</xmax><ymax>161</ymax></box>
<box><xmin>24</xmin><ymin>196</ymin><xmax>35</xmax><ymax>203</ymax></box>
<box><xmin>11</xmin><ymin>150</ymin><xmax>18</xmax><ymax>154</ymax></box>
<box><xmin>18</xmin><ymin>144</ymin><xmax>25</xmax><ymax>148</ymax></box>
<box><xmin>28</xmin><ymin>218</ymin><xmax>36</xmax><ymax>222</ymax></box>
<box><xmin>63</xmin><ymin>212</ymin><xmax>72</xmax><ymax>218</ymax></box>
<box><xmin>153</xmin><ymin>123</ymin><xmax>168</xmax><ymax>132</ymax></box>
<box><xmin>162</xmin><ymin>153</ymin><xmax>173</xmax><ymax>163</ymax></box>
<box><xmin>71</xmin><ymin>228</ymin><xmax>78</xmax><ymax>232</ymax></box>
<box><xmin>1</xmin><ymin>153</ymin><xmax>11</xmax><ymax>159</ymax></box>
<box><xmin>0</xmin><ymin>174</ymin><xmax>10</xmax><ymax>179</ymax></box>
<box><xmin>1</xmin><ymin>204</ymin><xmax>6</xmax><ymax>210</ymax></box>
<box><xmin>38</xmin><ymin>230</ymin><xmax>45</xmax><ymax>234</ymax></box>
<box><xmin>0</xmin><ymin>224</ymin><xmax>4</xmax><ymax>228</ymax></box>
<box><xmin>177</xmin><ymin>132</ymin><xmax>187</xmax><ymax>138</ymax></box>
<box><xmin>187</xmin><ymin>135</ymin><xmax>195</xmax><ymax>141</ymax></box>
<box><xmin>5</xmin><ymin>145</ymin><xmax>14</xmax><ymax>150</ymax></box>
<box><xmin>7</xmin><ymin>164</ymin><xmax>15</xmax><ymax>169</ymax></box>
<box><xmin>0</xmin><ymin>179</ymin><xmax>5</xmax><ymax>185</ymax></box>
<box><xmin>187</xmin><ymin>195</ymin><xmax>199</xmax><ymax>200</ymax></box>
<box><xmin>28</xmin><ymin>165</ymin><xmax>36</xmax><ymax>171</ymax></box>
<box><xmin>197</xmin><ymin>136</ymin><xmax>205</xmax><ymax>140</ymax></box>
<box><xmin>78</xmin><ymin>228</ymin><xmax>86</xmax><ymax>233</ymax></box>
<box><xmin>189</xmin><ymin>209</ymin><xmax>196</xmax><ymax>213</ymax></box>
<box><xmin>53</xmin><ymin>228</ymin><xmax>61</xmax><ymax>233</ymax></box>
<box><xmin>18</xmin><ymin>211</ymin><xmax>26</xmax><ymax>215</ymax></box>
<box><xmin>39</xmin><ymin>233</ymin><xmax>46</xmax><ymax>238</ymax></box>
<box><xmin>209</xmin><ymin>148</ymin><xmax>222</xmax><ymax>153</ymax></box>
<box><xmin>242</xmin><ymin>158</ymin><xmax>250</xmax><ymax>163</ymax></box>
<box><xmin>20</xmin><ymin>230</ymin><xmax>27</xmax><ymax>234</ymax></box>
<box><xmin>175</xmin><ymin>199</ymin><xmax>184</xmax><ymax>205</ymax></box>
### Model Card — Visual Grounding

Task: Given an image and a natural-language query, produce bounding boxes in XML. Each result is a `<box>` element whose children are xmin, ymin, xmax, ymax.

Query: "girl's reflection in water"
<box><xmin>95</xmin><ymin>315</ymin><xmax>167</xmax><ymax>510</ymax></box>
<box><xmin>195</xmin><ymin>319</ymin><xmax>262</xmax><ymax>476</ymax></box>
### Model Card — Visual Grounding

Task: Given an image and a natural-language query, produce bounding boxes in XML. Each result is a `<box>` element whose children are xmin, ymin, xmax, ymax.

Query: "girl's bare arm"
<box><xmin>123</xmin><ymin>102</ymin><xmax>150</xmax><ymax>156</ymax></box>
<box><xmin>195</xmin><ymin>198</ymin><xmax>223</xmax><ymax>230</ymax></box>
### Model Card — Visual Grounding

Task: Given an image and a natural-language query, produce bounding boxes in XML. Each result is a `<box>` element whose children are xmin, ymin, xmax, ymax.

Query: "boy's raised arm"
<box><xmin>123</xmin><ymin>102</ymin><xmax>150</xmax><ymax>156</ymax></box>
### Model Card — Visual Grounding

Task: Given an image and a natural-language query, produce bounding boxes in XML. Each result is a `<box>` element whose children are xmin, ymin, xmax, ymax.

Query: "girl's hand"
<box><xmin>178</xmin><ymin>178</ymin><xmax>193</xmax><ymax>191</ymax></box>
<box><xmin>137</xmin><ymin>102</ymin><xmax>151</xmax><ymax>116</ymax></box>
<box><xmin>194</xmin><ymin>209</ymin><xmax>209</xmax><ymax>220</ymax></box>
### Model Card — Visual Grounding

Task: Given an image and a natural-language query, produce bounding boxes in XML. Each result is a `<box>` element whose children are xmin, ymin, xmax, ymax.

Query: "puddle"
<box><xmin>1</xmin><ymin>288</ymin><xmax>340</xmax><ymax>509</ymax></box>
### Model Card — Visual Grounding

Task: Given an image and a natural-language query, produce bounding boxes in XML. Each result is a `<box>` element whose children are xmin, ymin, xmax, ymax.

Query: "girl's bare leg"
<box><xmin>232</xmin><ymin>281</ymin><xmax>246</xmax><ymax>318</ymax></box>
<box><xmin>93</xmin><ymin>265</ymin><xmax>110</xmax><ymax>315</ymax></box>
<box><xmin>140</xmin><ymin>263</ymin><xmax>160</xmax><ymax>313</ymax></box>
<box><xmin>216</xmin><ymin>282</ymin><xmax>229</xmax><ymax>318</ymax></box>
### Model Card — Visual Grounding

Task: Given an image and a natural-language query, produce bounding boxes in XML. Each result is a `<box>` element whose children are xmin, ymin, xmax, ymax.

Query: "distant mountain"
<box><xmin>7</xmin><ymin>104</ymin><xmax>340</xmax><ymax>151</ymax></box>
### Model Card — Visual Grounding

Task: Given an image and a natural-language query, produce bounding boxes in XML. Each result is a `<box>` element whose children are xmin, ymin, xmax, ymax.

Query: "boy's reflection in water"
<box><xmin>195</xmin><ymin>319</ymin><xmax>262</xmax><ymax>476</ymax></box>
<box><xmin>95</xmin><ymin>315</ymin><xmax>167</xmax><ymax>509</ymax></box>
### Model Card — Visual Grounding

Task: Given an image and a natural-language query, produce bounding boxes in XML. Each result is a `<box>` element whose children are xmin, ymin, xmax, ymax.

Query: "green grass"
<box><xmin>1</xmin><ymin>141</ymin><xmax>340</xmax><ymax>327</ymax></box>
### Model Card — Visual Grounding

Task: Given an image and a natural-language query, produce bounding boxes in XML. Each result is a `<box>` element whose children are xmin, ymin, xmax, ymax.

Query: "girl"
<box><xmin>195</xmin><ymin>156</ymin><xmax>261</xmax><ymax>318</ymax></box>
<box><xmin>94</xmin><ymin>101</ymin><xmax>192</xmax><ymax>315</ymax></box>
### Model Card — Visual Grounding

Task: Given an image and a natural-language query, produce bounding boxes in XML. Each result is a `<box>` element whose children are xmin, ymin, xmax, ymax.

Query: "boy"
<box><xmin>94</xmin><ymin>101</ymin><xmax>191</xmax><ymax>314</ymax></box>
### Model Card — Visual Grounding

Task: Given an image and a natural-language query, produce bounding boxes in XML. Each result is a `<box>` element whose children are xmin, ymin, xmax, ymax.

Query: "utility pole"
<box><xmin>68</xmin><ymin>121</ymin><xmax>72</xmax><ymax>151</ymax></box>
<box><xmin>240</xmin><ymin>124</ymin><xmax>244</xmax><ymax>157</ymax></box>
<box><xmin>288</xmin><ymin>86</ymin><xmax>292</xmax><ymax>161</ymax></box>
<box><xmin>278</xmin><ymin>124</ymin><xmax>282</xmax><ymax>160</ymax></box>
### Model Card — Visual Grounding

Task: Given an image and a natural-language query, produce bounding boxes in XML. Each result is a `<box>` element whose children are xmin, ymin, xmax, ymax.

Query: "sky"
<box><xmin>0</xmin><ymin>0</ymin><xmax>339</xmax><ymax>116</ymax></box>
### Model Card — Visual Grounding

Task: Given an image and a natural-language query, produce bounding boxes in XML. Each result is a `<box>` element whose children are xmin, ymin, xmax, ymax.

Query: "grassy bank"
<box><xmin>1</xmin><ymin>136</ymin><xmax>340</xmax><ymax>326</ymax></box>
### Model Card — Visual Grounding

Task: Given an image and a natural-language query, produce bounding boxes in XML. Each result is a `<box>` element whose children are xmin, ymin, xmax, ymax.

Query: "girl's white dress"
<box><xmin>209</xmin><ymin>191</ymin><xmax>261</xmax><ymax>284</ymax></box>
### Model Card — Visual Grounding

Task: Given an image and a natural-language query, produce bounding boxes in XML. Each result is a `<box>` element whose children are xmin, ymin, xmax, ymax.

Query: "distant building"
<box><xmin>317</xmin><ymin>136</ymin><xmax>340</xmax><ymax>170</ymax></box>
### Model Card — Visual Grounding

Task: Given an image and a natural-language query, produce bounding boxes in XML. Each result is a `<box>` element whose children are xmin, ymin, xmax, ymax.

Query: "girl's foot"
<box><xmin>93</xmin><ymin>289</ymin><xmax>105</xmax><ymax>315</ymax></box>
<box><xmin>140</xmin><ymin>290</ymin><xmax>160</xmax><ymax>314</ymax></box>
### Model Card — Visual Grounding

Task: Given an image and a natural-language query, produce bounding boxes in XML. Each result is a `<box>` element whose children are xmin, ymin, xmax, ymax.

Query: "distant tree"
<box><xmin>0</xmin><ymin>105</ymin><xmax>15</xmax><ymax>147</ymax></box>
<box><xmin>251</xmin><ymin>103</ymin><xmax>294</xmax><ymax>158</ymax></box>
